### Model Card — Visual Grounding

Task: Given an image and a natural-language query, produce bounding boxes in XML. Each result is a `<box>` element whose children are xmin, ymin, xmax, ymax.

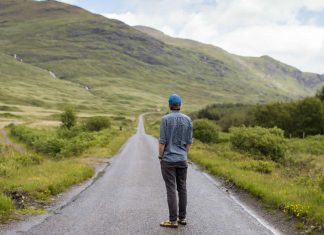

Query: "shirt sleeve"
<box><xmin>159</xmin><ymin>118</ymin><xmax>167</xmax><ymax>145</ymax></box>
<box><xmin>187</xmin><ymin>119</ymin><xmax>193</xmax><ymax>144</ymax></box>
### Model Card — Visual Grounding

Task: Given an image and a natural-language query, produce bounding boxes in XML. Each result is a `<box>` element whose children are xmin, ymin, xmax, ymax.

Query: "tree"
<box><xmin>293</xmin><ymin>97</ymin><xmax>324</xmax><ymax>136</ymax></box>
<box><xmin>316</xmin><ymin>85</ymin><xmax>324</xmax><ymax>101</ymax></box>
<box><xmin>60</xmin><ymin>107</ymin><xmax>76</xmax><ymax>129</ymax></box>
<box><xmin>254</xmin><ymin>102</ymin><xmax>295</xmax><ymax>135</ymax></box>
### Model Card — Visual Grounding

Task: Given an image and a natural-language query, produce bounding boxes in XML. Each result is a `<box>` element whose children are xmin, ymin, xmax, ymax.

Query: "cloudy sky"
<box><xmin>58</xmin><ymin>0</ymin><xmax>324</xmax><ymax>73</ymax></box>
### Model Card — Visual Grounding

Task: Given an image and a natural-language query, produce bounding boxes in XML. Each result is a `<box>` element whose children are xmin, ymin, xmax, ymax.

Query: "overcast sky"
<box><xmin>57</xmin><ymin>0</ymin><xmax>324</xmax><ymax>74</ymax></box>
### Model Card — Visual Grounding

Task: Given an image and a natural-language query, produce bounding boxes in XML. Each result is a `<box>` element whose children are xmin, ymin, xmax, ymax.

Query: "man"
<box><xmin>159</xmin><ymin>94</ymin><xmax>193</xmax><ymax>228</ymax></box>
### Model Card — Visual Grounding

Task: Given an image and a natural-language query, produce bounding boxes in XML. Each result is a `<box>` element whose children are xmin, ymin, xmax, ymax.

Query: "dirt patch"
<box><xmin>0</xmin><ymin>129</ymin><xmax>11</xmax><ymax>145</ymax></box>
<box><xmin>0</xmin><ymin>129</ymin><xmax>25</xmax><ymax>153</ymax></box>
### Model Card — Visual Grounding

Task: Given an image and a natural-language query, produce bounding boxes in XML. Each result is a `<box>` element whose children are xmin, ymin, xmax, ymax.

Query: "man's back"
<box><xmin>159</xmin><ymin>110</ymin><xmax>193</xmax><ymax>162</ymax></box>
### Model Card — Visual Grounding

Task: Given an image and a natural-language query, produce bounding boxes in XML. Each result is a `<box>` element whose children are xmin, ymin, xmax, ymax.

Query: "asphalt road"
<box><xmin>24</xmin><ymin>115</ymin><xmax>280</xmax><ymax>235</ymax></box>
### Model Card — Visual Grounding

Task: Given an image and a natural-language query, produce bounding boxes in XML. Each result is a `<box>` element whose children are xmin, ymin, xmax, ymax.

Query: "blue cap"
<box><xmin>168</xmin><ymin>94</ymin><xmax>182</xmax><ymax>106</ymax></box>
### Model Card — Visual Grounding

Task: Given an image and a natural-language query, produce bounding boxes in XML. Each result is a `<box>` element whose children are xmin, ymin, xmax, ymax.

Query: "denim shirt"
<box><xmin>159</xmin><ymin>110</ymin><xmax>193</xmax><ymax>162</ymax></box>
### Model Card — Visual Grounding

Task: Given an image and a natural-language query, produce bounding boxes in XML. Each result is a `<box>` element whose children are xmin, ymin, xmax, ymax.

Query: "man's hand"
<box><xmin>186</xmin><ymin>144</ymin><xmax>192</xmax><ymax>153</ymax></box>
<box><xmin>159</xmin><ymin>143</ymin><xmax>165</xmax><ymax>161</ymax></box>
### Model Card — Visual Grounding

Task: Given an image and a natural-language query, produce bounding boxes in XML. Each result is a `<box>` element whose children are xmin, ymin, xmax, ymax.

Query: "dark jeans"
<box><xmin>160</xmin><ymin>160</ymin><xmax>188</xmax><ymax>222</ymax></box>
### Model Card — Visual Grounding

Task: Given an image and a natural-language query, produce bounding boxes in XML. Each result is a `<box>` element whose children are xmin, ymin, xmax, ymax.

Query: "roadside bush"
<box><xmin>60</xmin><ymin>132</ymin><xmax>95</xmax><ymax>157</ymax></box>
<box><xmin>10</xmin><ymin>124</ymin><xmax>44</xmax><ymax>146</ymax></box>
<box><xmin>230</xmin><ymin>126</ymin><xmax>287</xmax><ymax>161</ymax></box>
<box><xmin>193</xmin><ymin>119</ymin><xmax>220</xmax><ymax>143</ymax></box>
<box><xmin>10</xmin><ymin>122</ymin><xmax>117</xmax><ymax>158</ymax></box>
<box><xmin>33</xmin><ymin>138</ymin><xmax>65</xmax><ymax>158</ymax></box>
<box><xmin>56</xmin><ymin>125</ymin><xmax>83</xmax><ymax>139</ymax></box>
<box><xmin>84</xmin><ymin>116</ymin><xmax>111</xmax><ymax>132</ymax></box>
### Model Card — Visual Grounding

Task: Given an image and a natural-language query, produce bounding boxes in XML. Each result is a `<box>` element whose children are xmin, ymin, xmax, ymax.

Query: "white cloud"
<box><xmin>103</xmin><ymin>0</ymin><xmax>324</xmax><ymax>73</ymax></box>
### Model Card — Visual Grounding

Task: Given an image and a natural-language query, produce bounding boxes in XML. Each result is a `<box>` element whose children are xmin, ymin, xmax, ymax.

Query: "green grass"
<box><xmin>145</xmin><ymin>114</ymin><xmax>324</xmax><ymax>232</ymax></box>
<box><xmin>188</xmin><ymin>143</ymin><xmax>323</xmax><ymax>222</ymax></box>
<box><xmin>0</xmin><ymin>193</ymin><xmax>15</xmax><ymax>220</ymax></box>
<box><xmin>0</xmin><ymin>146</ymin><xmax>94</xmax><ymax>221</ymax></box>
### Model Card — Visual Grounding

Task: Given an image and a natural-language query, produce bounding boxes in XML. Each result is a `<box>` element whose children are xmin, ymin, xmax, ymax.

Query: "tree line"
<box><xmin>193</xmin><ymin>86</ymin><xmax>324</xmax><ymax>138</ymax></box>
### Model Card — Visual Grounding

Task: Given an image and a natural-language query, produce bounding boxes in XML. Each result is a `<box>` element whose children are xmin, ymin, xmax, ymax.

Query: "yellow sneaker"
<box><xmin>160</xmin><ymin>220</ymin><xmax>178</xmax><ymax>228</ymax></box>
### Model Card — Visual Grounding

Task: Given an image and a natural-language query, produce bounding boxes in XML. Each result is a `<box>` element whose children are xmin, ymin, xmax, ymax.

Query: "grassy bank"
<box><xmin>0</xmin><ymin>115</ymin><xmax>135</xmax><ymax>222</ymax></box>
<box><xmin>145</xmin><ymin>114</ymin><xmax>324</xmax><ymax>233</ymax></box>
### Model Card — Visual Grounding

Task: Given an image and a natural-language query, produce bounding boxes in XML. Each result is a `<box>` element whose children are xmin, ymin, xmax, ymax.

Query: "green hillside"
<box><xmin>0</xmin><ymin>53</ymin><xmax>105</xmax><ymax>110</ymax></box>
<box><xmin>0</xmin><ymin>0</ymin><xmax>323</xmax><ymax>116</ymax></box>
<box><xmin>134</xmin><ymin>25</ymin><xmax>324</xmax><ymax>94</ymax></box>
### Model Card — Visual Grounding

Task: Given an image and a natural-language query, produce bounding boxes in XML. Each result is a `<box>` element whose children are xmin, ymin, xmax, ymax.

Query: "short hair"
<box><xmin>169</xmin><ymin>104</ymin><xmax>181</xmax><ymax>110</ymax></box>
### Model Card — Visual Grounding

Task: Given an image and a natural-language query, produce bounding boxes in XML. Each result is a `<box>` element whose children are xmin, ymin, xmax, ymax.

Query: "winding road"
<box><xmin>22</xmin><ymin>115</ymin><xmax>281</xmax><ymax>235</ymax></box>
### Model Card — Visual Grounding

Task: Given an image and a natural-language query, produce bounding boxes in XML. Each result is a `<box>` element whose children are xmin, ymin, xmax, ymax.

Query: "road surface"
<box><xmin>23</xmin><ymin>115</ymin><xmax>281</xmax><ymax>235</ymax></box>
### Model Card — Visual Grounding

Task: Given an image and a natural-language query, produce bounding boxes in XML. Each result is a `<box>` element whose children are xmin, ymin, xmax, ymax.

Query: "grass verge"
<box><xmin>0</xmin><ymin>116</ymin><xmax>135</xmax><ymax>222</ymax></box>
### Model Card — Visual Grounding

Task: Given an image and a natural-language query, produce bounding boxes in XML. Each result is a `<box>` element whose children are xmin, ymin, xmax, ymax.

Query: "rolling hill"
<box><xmin>0</xmin><ymin>0</ymin><xmax>323</xmax><ymax>116</ymax></box>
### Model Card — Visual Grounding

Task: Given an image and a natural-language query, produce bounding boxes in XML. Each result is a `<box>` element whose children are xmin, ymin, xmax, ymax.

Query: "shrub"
<box><xmin>60</xmin><ymin>133</ymin><xmax>95</xmax><ymax>157</ymax></box>
<box><xmin>33</xmin><ymin>138</ymin><xmax>65</xmax><ymax>158</ymax></box>
<box><xmin>84</xmin><ymin>116</ymin><xmax>111</xmax><ymax>132</ymax></box>
<box><xmin>230</xmin><ymin>126</ymin><xmax>287</xmax><ymax>161</ymax></box>
<box><xmin>193</xmin><ymin>119</ymin><xmax>220</xmax><ymax>143</ymax></box>
<box><xmin>60</xmin><ymin>107</ymin><xmax>76</xmax><ymax>130</ymax></box>
<box><xmin>56</xmin><ymin>125</ymin><xmax>83</xmax><ymax>139</ymax></box>
<box><xmin>10</xmin><ymin>125</ymin><xmax>43</xmax><ymax>146</ymax></box>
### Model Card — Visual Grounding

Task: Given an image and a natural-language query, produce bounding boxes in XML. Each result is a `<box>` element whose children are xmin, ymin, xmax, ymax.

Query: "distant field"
<box><xmin>145</xmin><ymin>114</ymin><xmax>324</xmax><ymax>233</ymax></box>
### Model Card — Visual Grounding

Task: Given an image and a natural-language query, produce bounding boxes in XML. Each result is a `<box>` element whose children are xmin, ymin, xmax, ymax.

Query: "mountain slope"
<box><xmin>134</xmin><ymin>26</ymin><xmax>324</xmax><ymax>91</ymax></box>
<box><xmin>0</xmin><ymin>52</ymin><xmax>107</xmax><ymax>112</ymax></box>
<box><xmin>0</xmin><ymin>0</ymin><xmax>323</xmax><ymax>114</ymax></box>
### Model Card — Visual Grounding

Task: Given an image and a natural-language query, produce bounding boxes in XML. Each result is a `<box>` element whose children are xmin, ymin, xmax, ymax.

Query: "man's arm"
<box><xmin>186</xmin><ymin>119</ymin><xmax>193</xmax><ymax>153</ymax></box>
<box><xmin>159</xmin><ymin>118</ymin><xmax>167</xmax><ymax>160</ymax></box>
